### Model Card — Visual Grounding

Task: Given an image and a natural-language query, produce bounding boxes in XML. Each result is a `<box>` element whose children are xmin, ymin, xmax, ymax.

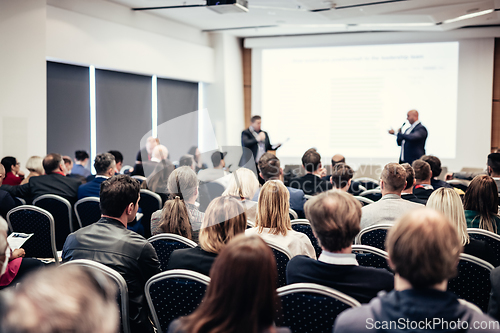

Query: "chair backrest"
<box><xmin>14</xmin><ymin>197</ymin><xmax>26</xmax><ymax>205</ymax></box>
<box><xmin>145</xmin><ymin>269</ymin><xmax>210</xmax><ymax>333</ymax></box>
<box><xmin>468</xmin><ymin>228</ymin><xmax>500</xmax><ymax>265</ymax></box>
<box><xmin>7</xmin><ymin>205</ymin><xmax>58</xmax><ymax>264</ymax></box>
<box><xmin>197</xmin><ymin>181</ymin><xmax>225</xmax><ymax>212</ymax></box>
<box><xmin>353</xmin><ymin>196</ymin><xmax>374</xmax><ymax>207</ymax></box>
<box><xmin>291</xmin><ymin>219</ymin><xmax>322</xmax><ymax>258</ymax></box>
<box><xmin>74</xmin><ymin>197</ymin><xmax>101</xmax><ymax>228</ymax></box>
<box><xmin>358</xmin><ymin>189</ymin><xmax>382</xmax><ymax>202</ymax></box>
<box><xmin>61</xmin><ymin>259</ymin><xmax>130</xmax><ymax>333</ymax></box>
<box><xmin>131</xmin><ymin>175</ymin><xmax>147</xmax><ymax>182</ymax></box>
<box><xmin>355</xmin><ymin>224</ymin><xmax>393</xmax><ymax>251</ymax></box>
<box><xmin>447</xmin><ymin>253</ymin><xmax>494</xmax><ymax>312</ymax></box>
<box><xmin>139</xmin><ymin>189</ymin><xmax>162</xmax><ymax>238</ymax></box>
<box><xmin>265</xmin><ymin>240</ymin><xmax>292</xmax><ymax>288</ymax></box>
<box><xmin>33</xmin><ymin>194</ymin><xmax>73</xmax><ymax>250</ymax></box>
<box><xmin>353</xmin><ymin>177</ymin><xmax>380</xmax><ymax>190</ymax></box>
<box><xmin>289</xmin><ymin>208</ymin><xmax>298</xmax><ymax>220</ymax></box>
<box><xmin>351</xmin><ymin>245</ymin><xmax>391</xmax><ymax>271</ymax></box>
<box><xmin>276</xmin><ymin>283</ymin><xmax>361</xmax><ymax>333</ymax></box>
<box><xmin>446</xmin><ymin>179</ymin><xmax>470</xmax><ymax>192</ymax></box>
<box><xmin>148</xmin><ymin>233</ymin><xmax>197</xmax><ymax>271</ymax></box>
<box><xmin>247</xmin><ymin>220</ymin><xmax>255</xmax><ymax>229</ymax></box>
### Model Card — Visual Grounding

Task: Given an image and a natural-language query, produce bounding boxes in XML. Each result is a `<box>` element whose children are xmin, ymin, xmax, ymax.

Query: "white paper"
<box><xmin>7</xmin><ymin>233</ymin><xmax>33</xmax><ymax>250</ymax></box>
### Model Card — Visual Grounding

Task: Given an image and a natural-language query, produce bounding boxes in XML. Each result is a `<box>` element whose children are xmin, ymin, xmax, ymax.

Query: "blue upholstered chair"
<box><xmin>139</xmin><ymin>189</ymin><xmax>162</xmax><ymax>238</ymax></box>
<box><xmin>74</xmin><ymin>197</ymin><xmax>101</xmax><ymax>228</ymax></box>
<box><xmin>33</xmin><ymin>194</ymin><xmax>74</xmax><ymax>250</ymax></box>
<box><xmin>265</xmin><ymin>240</ymin><xmax>292</xmax><ymax>288</ymax></box>
<box><xmin>148</xmin><ymin>233</ymin><xmax>197</xmax><ymax>272</ymax></box>
<box><xmin>351</xmin><ymin>245</ymin><xmax>391</xmax><ymax>272</ymax></box>
<box><xmin>355</xmin><ymin>224</ymin><xmax>393</xmax><ymax>251</ymax></box>
<box><xmin>291</xmin><ymin>219</ymin><xmax>322</xmax><ymax>258</ymax></box>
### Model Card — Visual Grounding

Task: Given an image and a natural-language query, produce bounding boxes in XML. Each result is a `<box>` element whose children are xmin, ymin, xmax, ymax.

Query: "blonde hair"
<box><xmin>222</xmin><ymin>168</ymin><xmax>259</xmax><ymax>200</ymax></box>
<box><xmin>199</xmin><ymin>196</ymin><xmax>247</xmax><ymax>254</ymax></box>
<box><xmin>25</xmin><ymin>156</ymin><xmax>44</xmax><ymax>175</ymax></box>
<box><xmin>256</xmin><ymin>181</ymin><xmax>291</xmax><ymax>236</ymax></box>
<box><xmin>427</xmin><ymin>188</ymin><xmax>469</xmax><ymax>246</ymax></box>
<box><xmin>152</xmin><ymin>145</ymin><xmax>169</xmax><ymax>161</ymax></box>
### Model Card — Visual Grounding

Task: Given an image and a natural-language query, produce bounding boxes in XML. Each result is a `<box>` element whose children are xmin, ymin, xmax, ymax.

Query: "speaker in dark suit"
<box><xmin>239</xmin><ymin>116</ymin><xmax>277</xmax><ymax>168</ymax></box>
<box><xmin>390</xmin><ymin>110</ymin><xmax>428</xmax><ymax>164</ymax></box>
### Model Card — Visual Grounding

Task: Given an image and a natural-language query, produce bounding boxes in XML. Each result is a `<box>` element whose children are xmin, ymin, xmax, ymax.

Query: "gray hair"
<box><xmin>94</xmin><ymin>153</ymin><xmax>116</xmax><ymax>175</ymax></box>
<box><xmin>167</xmin><ymin>166</ymin><xmax>198</xmax><ymax>200</ymax></box>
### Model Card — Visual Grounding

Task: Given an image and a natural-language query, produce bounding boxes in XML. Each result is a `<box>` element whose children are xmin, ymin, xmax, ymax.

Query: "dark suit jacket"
<box><xmin>77</xmin><ymin>176</ymin><xmax>107</xmax><ymax>200</ymax></box>
<box><xmin>321</xmin><ymin>176</ymin><xmax>365</xmax><ymax>196</ymax></box>
<box><xmin>289</xmin><ymin>173</ymin><xmax>332</xmax><ymax>196</ymax></box>
<box><xmin>413</xmin><ymin>186</ymin><xmax>434</xmax><ymax>203</ymax></box>
<box><xmin>0</xmin><ymin>189</ymin><xmax>17</xmax><ymax>219</ymax></box>
<box><xmin>397</xmin><ymin>123</ymin><xmax>428</xmax><ymax>164</ymax></box>
<box><xmin>240</xmin><ymin>128</ymin><xmax>273</xmax><ymax>166</ymax></box>
<box><xmin>401</xmin><ymin>193</ymin><xmax>427</xmax><ymax>205</ymax></box>
<box><xmin>167</xmin><ymin>246</ymin><xmax>217</xmax><ymax>277</ymax></box>
<box><xmin>1</xmin><ymin>173</ymin><xmax>81</xmax><ymax>205</ymax></box>
<box><xmin>286</xmin><ymin>255</ymin><xmax>394</xmax><ymax>304</ymax></box>
<box><xmin>253</xmin><ymin>186</ymin><xmax>307</xmax><ymax>218</ymax></box>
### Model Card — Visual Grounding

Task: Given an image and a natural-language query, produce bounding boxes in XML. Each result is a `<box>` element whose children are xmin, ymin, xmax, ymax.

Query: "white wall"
<box><xmin>0</xmin><ymin>0</ymin><xmax>47</xmax><ymax>165</ymax></box>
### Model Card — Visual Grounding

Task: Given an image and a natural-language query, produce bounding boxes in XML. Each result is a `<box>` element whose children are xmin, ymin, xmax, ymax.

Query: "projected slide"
<box><xmin>261</xmin><ymin>42</ymin><xmax>459</xmax><ymax>159</ymax></box>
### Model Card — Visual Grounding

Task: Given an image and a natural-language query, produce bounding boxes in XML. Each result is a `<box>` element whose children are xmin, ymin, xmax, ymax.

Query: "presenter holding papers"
<box><xmin>388</xmin><ymin>110</ymin><xmax>428</xmax><ymax>164</ymax></box>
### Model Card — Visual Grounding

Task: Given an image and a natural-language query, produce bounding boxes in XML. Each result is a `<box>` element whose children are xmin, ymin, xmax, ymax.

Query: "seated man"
<box><xmin>413</xmin><ymin>159</ymin><xmax>434</xmax><ymax>203</ymax></box>
<box><xmin>253</xmin><ymin>153</ymin><xmax>307</xmax><ymax>218</ymax></box>
<box><xmin>330</xmin><ymin>163</ymin><xmax>354</xmax><ymax>192</ymax></box>
<box><xmin>0</xmin><ymin>153</ymin><xmax>81</xmax><ymax>205</ymax></box>
<box><xmin>197</xmin><ymin>151</ymin><xmax>230</xmax><ymax>188</ymax></box>
<box><xmin>0</xmin><ymin>164</ymin><xmax>17</xmax><ymax>219</ymax></box>
<box><xmin>287</xmin><ymin>190</ymin><xmax>394</xmax><ymax>303</ymax></box>
<box><xmin>108</xmin><ymin>150</ymin><xmax>123</xmax><ymax>174</ymax></box>
<box><xmin>421</xmin><ymin>155</ymin><xmax>451</xmax><ymax>189</ymax></box>
<box><xmin>400</xmin><ymin>163</ymin><xmax>426</xmax><ymax>204</ymax></box>
<box><xmin>334</xmin><ymin>208</ymin><xmax>497</xmax><ymax>332</ymax></box>
<box><xmin>63</xmin><ymin>175</ymin><xmax>160</xmax><ymax>333</ymax></box>
<box><xmin>71</xmin><ymin>150</ymin><xmax>91</xmax><ymax>178</ymax></box>
<box><xmin>289</xmin><ymin>150</ymin><xmax>332</xmax><ymax>196</ymax></box>
<box><xmin>322</xmin><ymin>154</ymin><xmax>364</xmax><ymax>195</ymax></box>
<box><xmin>78</xmin><ymin>153</ymin><xmax>116</xmax><ymax>200</ymax></box>
<box><xmin>360</xmin><ymin>163</ymin><xmax>422</xmax><ymax>229</ymax></box>
<box><xmin>488</xmin><ymin>153</ymin><xmax>500</xmax><ymax>193</ymax></box>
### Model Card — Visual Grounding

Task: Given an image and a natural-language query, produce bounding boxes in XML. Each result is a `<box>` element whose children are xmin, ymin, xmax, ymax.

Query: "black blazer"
<box><xmin>397</xmin><ymin>123</ymin><xmax>428</xmax><ymax>164</ymax></box>
<box><xmin>167</xmin><ymin>246</ymin><xmax>217</xmax><ymax>277</ymax></box>
<box><xmin>286</xmin><ymin>255</ymin><xmax>394</xmax><ymax>304</ymax></box>
<box><xmin>401</xmin><ymin>193</ymin><xmax>427</xmax><ymax>205</ymax></box>
<box><xmin>289</xmin><ymin>174</ymin><xmax>332</xmax><ymax>196</ymax></box>
<box><xmin>413</xmin><ymin>186</ymin><xmax>434</xmax><ymax>203</ymax></box>
<box><xmin>240</xmin><ymin>128</ymin><xmax>273</xmax><ymax>166</ymax></box>
<box><xmin>1</xmin><ymin>173</ymin><xmax>81</xmax><ymax>205</ymax></box>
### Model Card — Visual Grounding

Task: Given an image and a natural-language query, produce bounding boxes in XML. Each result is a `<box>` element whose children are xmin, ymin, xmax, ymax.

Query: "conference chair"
<box><xmin>358</xmin><ymin>189</ymin><xmax>382</xmax><ymax>202</ymax></box>
<box><xmin>265</xmin><ymin>240</ymin><xmax>292</xmax><ymax>288</ymax></box>
<box><xmin>7</xmin><ymin>205</ymin><xmax>58</xmax><ymax>264</ymax></box>
<box><xmin>353</xmin><ymin>177</ymin><xmax>380</xmax><ymax>190</ymax></box>
<box><xmin>131</xmin><ymin>175</ymin><xmax>147</xmax><ymax>183</ymax></box>
<box><xmin>62</xmin><ymin>259</ymin><xmax>131</xmax><ymax>333</ymax></box>
<box><xmin>33</xmin><ymin>194</ymin><xmax>74</xmax><ymax>251</ymax></box>
<box><xmin>468</xmin><ymin>228</ymin><xmax>500</xmax><ymax>266</ymax></box>
<box><xmin>446</xmin><ymin>179</ymin><xmax>469</xmax><ymax>193</ymax></box>
<box><xmin>353</xmin><ymin>196</ymin><xmax>374</xmax><ymax>207</ymax></box>
<box><xmin>247</xmin><ymin>220</ymin><xmax>255</xmax><ymax>228</ymax></box>
<box><xmin>145</xmin><ymin>269</ymin><xmax>210</xmax><ymax>333</ymax></box>
<box><xmin>74</xmin><ymin>197</ymin><xmax>101</xmax><ymax>228</ymax></box>
<box><xmin>447</xmin><ymin>253</ymin><xmax>494</xmax><ymax>313</ymax></box>
<box><xmin>276</xmin><ymin>283</ymin><xmax>361</xmax><ymax>333</ymax></box>
<box><xmin>139</xmin><ymin>189</ymin><xmax>162</xmax><ymax>238</ymax></box>
<box><xmin>14</xmin><ymin>197</ymin><xmax>26</xmax><ymax>205</ymax></box>
<box><xmin>289</xmin><ymin>208</ymin><xmax>298</xmax><ymax>220</ymax></box>
<box><xmin>197</xmin><ymin>181</ymin><xmax>225</xmax><ymax>212</ymax></box>
<box><xmin>148</xmin><ymin>233</ymin><xmax>197</xmax><ymax>272</ymax></box>
<box><xmin>351</xmin><ymin>245</ymin><xmax>391</xmax><ymax>271</ymax></box>
<box><xmin>291</xmin><ymin>219</ymin><xmax>322</xmax><ymax>258</ymax></box>
<box><xmin>355</xmin><ymin>224</ymin><xmax>393</xmax><ymax>251</ymax></box>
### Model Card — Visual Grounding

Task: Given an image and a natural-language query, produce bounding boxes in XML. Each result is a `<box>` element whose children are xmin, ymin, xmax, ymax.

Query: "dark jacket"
<box><xmin>62</xmin><ymin>217</ymin><xmax>160</xmax><ymax>333</ymax></box>
<box><xmin>464</xmin><ymin>238</ymin><xmax>497</xmax><ymax>267</ymax></box>
<box><xmin>77</xmin><ymin>176</ymin><xmax>107</xmax><ymax>200</ymax></box>
<box><xmin>167</xmin><ymin>246</ymin><xmax>217</xmax><ymax>277</ymax></box>
<box><xmin>289</xmin><ymin>173</ymin><xmax>332</xmax><ymax>196</ymax></box>
<box><xmin>431</xmin><ymin>178</ymin><xmax>452</xmax><ymax>190</ymax></box>
<box><xmin>334</xmin><ymin>289</ymin><xmax>498</xmax><ymax>332</ymax></box>
<box><xmin>488</xmin><ymin>267</ymin><xmax>500</xmax><ymax>320</ymax></box>
<box><xmin>401</xmin><ymin>193</ymin><xmax>427</xmax><ymax>205</ymax></box>
<box><xmin>0</xmin><ymin>189</ymin><xmax>17</xmax><ymax>219</ymax></box>
<box><xmin>413</xmin><ymin>186</ymin><xmax>434</xmax><ymax>203</ymax></box>
<box><xmin>286</xmin><ymin>255</ymin><xmax>394</xmax><ymax>304</ymax></box>
<box><xmin>0</xmin><ymin>173</ymin><xmax>81</xmax><ymax>205</ymax></box>
<box><xmin>240</xmin><ymin>128</ymin><xmax>273</xmax><ymax>166</ymax></box>
<box><xmin>397</xmin><ymin>123</ymin><xmax>428</xmax><ymax>164</ymax></box>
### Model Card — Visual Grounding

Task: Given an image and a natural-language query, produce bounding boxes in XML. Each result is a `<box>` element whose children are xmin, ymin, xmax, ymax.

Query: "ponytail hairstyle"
<box><xmin>158</xmin><ymin>196</ymin><xmax>192</xmax><ymax>240</ymax></box>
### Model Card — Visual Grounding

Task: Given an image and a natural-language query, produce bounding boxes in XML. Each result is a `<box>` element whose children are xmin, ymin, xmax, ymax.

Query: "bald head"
<box><xmin>407</xmin><ymin>110</ymin><xmax>419</xmax><ymax>124</ymax></box>
<box><xmin>331</xmin><ymin>154</ymin><xmax>345</xmax><ymax>168</ymax></box>
<box><xmin>0</xmin><ymin>164</ymin><xmax>5</xmax><ymax>185</ymax></box>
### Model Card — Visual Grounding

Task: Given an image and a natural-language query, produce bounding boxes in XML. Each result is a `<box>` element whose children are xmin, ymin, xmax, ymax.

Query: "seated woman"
<box><xmin>168</xmin><ymin>235</ymin><xmax>291</xmax><ymax>333</ymax></box>
<box><xmin>427</xmin><ymin>188</ymin><xmax>497</xmax><ymax>266</ymax></box>
<box><xmin>1</xmin><ymin>156</ymin><xmax>24</xmax><ymax>186</ymax></box>
<box><xmin>151</xmin><ymin>196</ymin><xmax>193</xmax><ymax>241</ymax></box>
<box><xmin>246</xmin><ymin>181</ymin><xmax>316</xmax><ymax>259</ymax></box>
<box><xmin>463</xmin><ymin>175</ymin><xmax>500</xmax><ymax>234</ymax></box>
<box><xmin>167</xmin><ymin>196</ymin><xmax>247</xmax><ymax>276</ymax></box>
<box><xmin>21</xmin><ymin>156</ymin><xmax>44</xmax><ymax>185</ymax></box>
<box><xmin>222</xmin><ymin>167</ymin><xmax>260</xmax><ymax>223</ymax></box>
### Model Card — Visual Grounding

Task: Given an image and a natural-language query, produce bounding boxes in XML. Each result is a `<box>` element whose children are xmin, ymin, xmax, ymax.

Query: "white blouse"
<box><xmin>245</xmin><ymin>227</ymin><xmax>316</xmax><ymax>259</ymax></box>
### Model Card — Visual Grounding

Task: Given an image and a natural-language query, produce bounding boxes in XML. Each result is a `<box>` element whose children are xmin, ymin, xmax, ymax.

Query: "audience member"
<box><xmin>0</xmin><ymin>220</ymin><xmax>8</xmax><ymax>277</ymax></box>
<box><xmin>20</xmin><ymin>155</ymin><xmax>44</xmax><ymax>185</ymax></box>
<box><xmin>289</xmin><ymin>150</ymin><xmax>331</xmax><ymax>195</ymax></box>
<box><xmin>421</xmin><ymin>155</ymin><xmax>451</xmax><ymax>189</ymax></box>
<box><xmin>287</xmin><ymin>190</ymin><xmax>394</xmax><ymax>303</ymax></box>
<box><xmin>331</xmin><ymin>153</ymin><xmax>346</xmax><ymax>166</ymax></box>
<box><xmin>223</xmin><ymin>167</ymin><xmax>260</xmax><ymax>222</ymax></box>
<box><xmin>151</xmin><ymin>196</ymin><xmax>193</xmax><ymax>239</ymax></box>
<box><xmin>168</xmin><ymin>196</ymin><xmax>247</xmax><ymax>276</ymax></box>
<box><xmin>71</xmin><ymin>150</ymin><xmax>91</xmax><ymax>178</ymax></box>
<box><xmin>321</xmin><ymin>154</ymin><xmax>364</xmax><ymax>195</ymax></box>
<box><xmin>197</xmin><ymin>151</ymin><xmax>230</xmax><ymax>187</ymax></box>
<box><xmin>143</xmin><ymin>144</ymin><xmax>173</xmax><ymax>177</ymax></box>
<box><xmin>487</xmin><ymin>152</ymin><xmax>500</xmax><ymax>192</ymax></box>
<box><xmin>188</xmin><ymin>146</ymin><xmax>207</xmax><ymax>173</ymax></box>
<box><xmin>0</xmin><ymin>265</ymin><xmax>118</xmax><ymax>333</ymax></box>
<box><xmin>77</xmin><ymin>153</ymin><xmax>116</xmax><ymax>200</ymax></box>
<box><xmin>427</xmin><ymin>187</ymin><xmax>496</xmax><ymax>266</ymax></box>
<box><xmin>62</xmin><ymin>175</ymin><xmax>160</xmax><ymax>333</ymax></box>
<box><xmin>330</xmin><ymin>163</ymin><xmax>354</xmax><ymax>192</ymax></box>
<box><xmin>62</xmin><ymin>155</ymin><xmax>73</xmax><ymax>175</ymax></box>
<box><xmin>1</xmin><ymin>156</ymin><xmax>24</xmax><ymax>186</ymax></box>
<box><xmin>0</xmin><ymin>165</ymin><xmax>17</xmax><ymax>219</ymax></box>
<box><xmin>108</xmin><ymin>150</ymin><xmax>123</xmax><ymax>173</ymax></box>
<box><xmin>168</xmin><ymin>234</ymin><xmax>290</xmax><ymax>333</ymax></box>
<box><xmin>131</xmin><ymin>136</ymin><xmax>159</xmax><ymax>176</ymax></box>
<box><xmin>360</xmin><ymin>163</ymin><xmax>422</xmax><ymax>229</ymax></box>
<box><xmin>400</xmin><ymin>163</ymin><xmax>426</xmax><ymax>204</ymax></box>
<box><xmin>412</xmin><ymin>159</ymin><xmax>434</xmax><ymax>202</ymax></box>
<box><xmin>151</xmin><ymin>166</ymin><xmax>204</xmax><ymax>240</ymax></box>
<box><xmin>254</xmin><ymin>153</ymin><xmax>307</xmax><ymax>218</ymax></box>
<box><xmin>179</xmin><ymin>154</ymin><xmax>196</xmax><ymax>170</ymax></box>
<box><xmin>1</xmin><ymin>153</ymin><xmax>82</xmax><ymax>205</ymax></box>
<box><xmin>464</xmin><ymin>175</ymin><xmax>500</xmax><ymax>234</ymax></box>
<box><xmin>489</xmin><ymin>267</ymin><xmax>500</xmax><ymax>320</ymax></box>
<box><xmin>246</xmin><ymin>180</ymin><xmax>316</xmax><ymax>258</ymax></box>
<box><xmin>334</xmin><ymin>208</ymin><xmax>497</xmax><ymax>333</ymax></box>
